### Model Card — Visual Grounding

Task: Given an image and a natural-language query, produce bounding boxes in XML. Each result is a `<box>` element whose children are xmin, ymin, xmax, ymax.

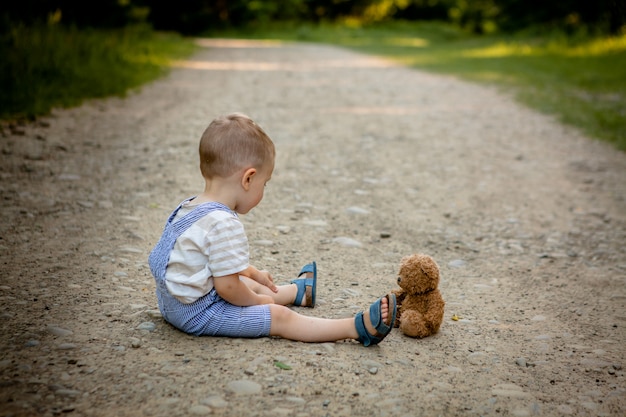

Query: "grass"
<box><xmin>3</xmin><ymin>21</ymin><xmax>624</xmax><ymax>151</ymax></box>
<box><xmin>0</xmin><ymin>24</ymin><xmax>197</xmax><ymax>120</ymax></box>
<box><xmin>221</xmin><ymin>21</ymin><xmax>626</xmax><ymax>151</ymax></box>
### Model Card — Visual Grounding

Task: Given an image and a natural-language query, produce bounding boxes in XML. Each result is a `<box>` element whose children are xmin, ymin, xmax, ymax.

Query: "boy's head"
<box><xmin>199</xmin><ymin>113</ymin><xmax>275</xmax><ymax>179</ymax></box>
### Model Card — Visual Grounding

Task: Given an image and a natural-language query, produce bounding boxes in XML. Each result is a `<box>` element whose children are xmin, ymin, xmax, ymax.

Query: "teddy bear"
<box><xmin>392</xmin><ymin>253</ymin><xmax>445</xmax><ymax>338</ymax></box>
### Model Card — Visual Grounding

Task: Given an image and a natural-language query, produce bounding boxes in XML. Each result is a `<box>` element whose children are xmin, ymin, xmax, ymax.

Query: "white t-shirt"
<box><xmin>164</xmin><ymin>202</ymin><xmax>249</xmax><ymax>304</ymax></box>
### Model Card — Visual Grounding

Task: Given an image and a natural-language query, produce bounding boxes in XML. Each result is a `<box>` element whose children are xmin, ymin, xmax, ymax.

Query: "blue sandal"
<box><xmin>355</xmin><ymin>294</ymin><xmax>397</xmax><ymax>347</ymax></box>
<box><xmin>290</xmin><ymin>261</ymin><xmax>317</xmax><ymax>307</ymax></box>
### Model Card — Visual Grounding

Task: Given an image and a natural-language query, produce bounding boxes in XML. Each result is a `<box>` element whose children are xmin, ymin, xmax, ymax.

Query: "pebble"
<box><xmin>303</xmin><ymin>220</ymin><xmax>327</xmax><ymax>227</ymax></box>
<box><xmin>137</xmin><ymin>322</ymin><xmax>156</xmax><ymax>332</ymax></box>
<box><xmin>54</xmin><ymin>389</ymin><xmax>81</xmax><ymax>397</ymax></box>
<box><xmin>201</xmin><ymin>395</ymin><xmax>228</xmax><ymax>408</ymax></box>
<box><xmin>188</xmin><ymin>405</ymin><xmax>211</xmax><ymax>415</ymax></box>
<box><xmin>467</xmin><ymin>351</ymin><xmax>489</xmax><ymax>365</ymax></box>
<box><xmin>332</xmin><ymin>237</ymin><xmax>362</xmax><ymax>248</ymax></box>
<box><xmin>491</xmin><ymin>383</ymin><xmax>531</xmax><ymax>399</ymax></box>
<box><xmin>276</xmin><ymin>225</ymin><xmax>291</xmax><ymax>234</ymax></box>
<box><xmin>342</xmin><ymin>288</ymin><xmax>360</xmax><ymax>297</ymax></box>
<box><xmin>448</xmin><ymin>259</ymin><xmax>466</xmax><ymax>268</ymax></box>
<box><xmin>226</xmin><ymin>380</ymin><xmax>262</xmax><ymax>395</ymax></box>
<box><xmin>25</xmin><ymin>340</ymin><xmax>40</xmax><ymax>347</ymax></box>
<box><xmin>146</xmin><ymin>310</ymin><xmax>162</xmax><ymax>319</ymax></box>
<box><xmin>346</xmin><ymin>206</ymin><xmax>370</xmax><ymax>214</ymax></box>
<box><xmin>47</xmin><ymin>325</ymin><xmax>73</xmax><ymax>337</ymax></box>
<box><xmin>286</xmin><ymin>396</ymin><xmax>306</xmax><ymax>405</ymax></box>
<box><xmin>473</xmin><ymin>284</ymin><xmax>493</xmax><ymax>291</ymax></box>
<box><xmin>129</xmin><ymin>337</ymin><xmax>142</xmax><ymax>348</ymax></box>
<box><xmin>57</xmin><ymin>343</ymin><xmax>77</xmax><ymax>350</ymax></box>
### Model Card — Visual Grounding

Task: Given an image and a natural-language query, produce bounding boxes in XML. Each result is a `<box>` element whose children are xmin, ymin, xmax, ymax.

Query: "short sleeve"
<box><xmin>207</xmin><ymin>215</ymin><xmax>249</xmax><ymax>277</ymax></box>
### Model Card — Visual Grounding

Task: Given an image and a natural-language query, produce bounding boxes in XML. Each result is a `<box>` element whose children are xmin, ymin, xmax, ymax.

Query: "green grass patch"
<box><xmin>0</xmin><ymin>24</ymin><xmax>197</xmax><ymax>120</ymax></box>
<box><xmin>228</xmin><ymin>21</ymin><xmax>626</xmax><ymax>151</ymax></box>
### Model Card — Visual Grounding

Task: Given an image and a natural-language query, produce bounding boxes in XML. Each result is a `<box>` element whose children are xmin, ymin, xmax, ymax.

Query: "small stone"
<box><xmin>467</xmin><ymin>351</ymin><xmax>489</xmax><ymax>365</ymax></box>
<box><xmin>346</xmin><ymin>206</ymin><xmax>370</xmax><ymax>215</ymax></box>
<box><xmin>25</xmin><ymin>340</ymin><xmax>40</xmax><ymax>347</ymax></box>
<box><xmin>515</xmin><ymin>358</ymin><xmax>527</xmax><ymax>367</ymax></box>
<box><xmin>368</xmin><ymin>367</ymin><xmax>378</xmax><ymax>375</ymax></box>
<box><xmin>129</xmin><ymin>337</ymin><xmax>141</xmax><ymax>348</ymax></box>
<box><xmin>226</xmin><ymin>380</ymin><xmax>262</xmax><ymax>395</ymax></box>
<box><xmin>47</xmin><ymin>325</ymin><xmax>73</xmax><ymax>337</ymax></box>
<box><xmin>201</xmin><ymin>395</ymin><xmax>228</xmax><ymax>408</ymax></box>
<box><xmin>146</xmin><ymin>310</ymin><xmax>162</xmax><ymax>319</ymax></box>
<box><xmin>188</xmin><ymin>405</ymin><xmax>211</xmax><ymax>415</ymax></box>
<box><xmin>303</xmin><ymin>220</ymin><xmax>327</xmax><ymax>227</ymax></box>
<box><xmin>54</xmin><ymin>389</ymin><xmax>81</xmax><ymax>397</ymax></box>
<box><xmin>57</xmin><ymin>343</ymin><xmax>77</xmax><ymax>350</ymax></box>
<box><xmin>448</xmin><ymin>259</ymin><xmax>466</xmax><ymax>268</ymax></box>
<box><xmin>137</xmin><ymin>322</ymin><xmax>156</xmax><ymax>332</ymax></box>
<box><xmin>276</xmin><ymin>225</ymin><xmax>291</xmax><ymax>234</ymax></box>
<box><xmin>332</xmin><ymin>237</ymin><xmax>362</xmax><ymax>248</ymax></box>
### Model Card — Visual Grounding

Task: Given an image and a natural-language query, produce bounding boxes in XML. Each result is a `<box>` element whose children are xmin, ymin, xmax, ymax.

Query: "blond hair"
<box><xmin>199</xmin><ymin>113</ymin><xmax>275</xmax><ymax>179</ymax></box>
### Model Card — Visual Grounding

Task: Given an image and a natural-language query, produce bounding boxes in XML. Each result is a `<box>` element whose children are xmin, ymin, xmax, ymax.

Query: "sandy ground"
<box><xmin>1</xmin><ymin>39</ymin><xmax>625</xmax><ymax>417</ymax></box>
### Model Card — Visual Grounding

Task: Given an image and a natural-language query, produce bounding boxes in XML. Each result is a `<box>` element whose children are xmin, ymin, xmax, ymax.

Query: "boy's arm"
<box><xmin>213</xmin><ymin>274</ymin><xmax>274</xmax><ymax>306</ymax></box>
<box><xmin>239</xmin><ymin>265</ymin><xmax>278</xmax><ymax>293</ymax></box>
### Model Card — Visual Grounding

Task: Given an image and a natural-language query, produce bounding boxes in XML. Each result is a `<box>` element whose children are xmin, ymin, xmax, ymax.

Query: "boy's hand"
<box><xmin>255</xmin><ymin>270</ymin><xmax>278</xmax><ymax>293</ymax></box>
<box><xmin>240</xmin><ymin>266</ymin><xmax>278</xmax><ymax>293</ymax></box>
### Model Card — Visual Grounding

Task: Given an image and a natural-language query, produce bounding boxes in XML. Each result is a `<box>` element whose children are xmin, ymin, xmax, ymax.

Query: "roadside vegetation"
<box><xmin>225</xmin><ymin>21</ymin><xmax>626</xmax><ymax>151</ymax></box>
<box><xmin>1</xmin><ymin>1</ymin><xmax>624</xmax><ymax>149</ymax></box>
<box><xmin>0</xmin><ymin>24</ymin><xmax>196</xmax><ymax>120</ymax></box>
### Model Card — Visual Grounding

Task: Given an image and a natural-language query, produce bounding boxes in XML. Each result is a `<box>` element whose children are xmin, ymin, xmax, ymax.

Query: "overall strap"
<box><xmin>169</xmin><ymin>200</ymin><xmax>233</xmax><ymax>233</ymax></box>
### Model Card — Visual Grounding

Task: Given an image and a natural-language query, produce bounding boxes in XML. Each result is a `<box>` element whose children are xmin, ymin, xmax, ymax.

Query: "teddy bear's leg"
<box><xmin>399</xmin><ymin>310</ymin><xmax>431</xmax><ymax>338</ymax></box>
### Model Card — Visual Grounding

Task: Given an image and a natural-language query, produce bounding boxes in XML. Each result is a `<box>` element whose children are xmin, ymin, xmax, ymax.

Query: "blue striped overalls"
<box><xmin>148</xmin><ymin>200</ymin><xmax>271</xmax><ymax>337</ymax></box>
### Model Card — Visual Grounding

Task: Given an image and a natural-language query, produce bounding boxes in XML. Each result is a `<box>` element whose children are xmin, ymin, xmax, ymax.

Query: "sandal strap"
<box><xmin>355</xmin><ymin>294</ymin><xmax>397</xmax><ymax>347</ymax></box>
<box><xmin>291</xmin><ymin>261</ymin><xmax>317</xmax><ymax>307</ymax></box>
<box><xmin>291</xmin><ymin>279</ymin><xmax>311</xmax><ymax>305</ymax></box>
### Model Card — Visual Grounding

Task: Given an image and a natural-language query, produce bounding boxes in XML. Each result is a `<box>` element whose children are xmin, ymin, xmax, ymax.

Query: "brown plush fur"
<box><xmin>392</xmin><ymin>254</ymin><xmax>445</xmax><ymax>338</ymax></box>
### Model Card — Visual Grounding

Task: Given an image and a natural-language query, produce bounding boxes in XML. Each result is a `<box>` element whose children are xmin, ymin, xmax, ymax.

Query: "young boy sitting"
<box><xmin>148</xmin><ymin>113</ymin><xmax>396</xmax><ymax>346</ymax></box>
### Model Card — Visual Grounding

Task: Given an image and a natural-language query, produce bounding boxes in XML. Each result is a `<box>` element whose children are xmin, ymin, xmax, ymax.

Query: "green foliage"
<box><xmin>241</xmin><ymin>21</ymin><xmax>626</xmax><ymax>150</ymax></box>
<box><xmin>0</xmin><ymin>23</ymin><xmax>196</xmax><ymax>120</ymax></box>
<box><xmin>2</xmin><ymin>1</ymin><xmax>623</xmax><ymax>35</ymax></box>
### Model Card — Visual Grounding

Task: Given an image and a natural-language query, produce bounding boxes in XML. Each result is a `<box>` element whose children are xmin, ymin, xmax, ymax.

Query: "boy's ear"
<box><xmin>241</xmin><ymin>168</ymin><xmax>257</xmax><ymax>190</ymax></box>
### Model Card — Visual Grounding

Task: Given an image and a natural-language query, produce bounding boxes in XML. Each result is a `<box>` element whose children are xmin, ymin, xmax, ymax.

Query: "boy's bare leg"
<box><xmin>240</xmin><ymin>276</ymin><xmax>300</xmax><ymax>306</ymax></box>
<box><xmin>268</xmin><ymin>296</ymin><xmax>390</xmax><ymax>343</ymax></box>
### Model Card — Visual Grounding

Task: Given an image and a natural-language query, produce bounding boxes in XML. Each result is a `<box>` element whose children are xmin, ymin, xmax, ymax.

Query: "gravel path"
<box><xmin>1</xmin><ymin>39</ymin><xmax>625</xmax><ymax>417</ymax></box>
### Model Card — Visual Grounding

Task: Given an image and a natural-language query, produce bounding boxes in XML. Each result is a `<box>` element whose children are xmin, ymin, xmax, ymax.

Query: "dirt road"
<box><xmin>1</xmin><ymin>39</ymin><xmax>625</xmax><ymax>417</ymax></box>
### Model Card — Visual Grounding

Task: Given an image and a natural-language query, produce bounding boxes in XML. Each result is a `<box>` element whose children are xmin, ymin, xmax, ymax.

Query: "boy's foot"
<box><xmin>355</xmin><ymin>294</ymin><xmax>397</xmax><ymax>346</ymax></box>
<box><xmin>290</xmin><ymin>261</ymin><xmax>317</xmax><ymax>307</ymax></box>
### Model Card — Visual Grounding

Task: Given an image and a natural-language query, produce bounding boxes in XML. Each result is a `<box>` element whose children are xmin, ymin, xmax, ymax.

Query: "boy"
<box><xmin>148</xmin><ymin>113</ymin><xmax>396</xmax><ymax>346</ymax></box>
